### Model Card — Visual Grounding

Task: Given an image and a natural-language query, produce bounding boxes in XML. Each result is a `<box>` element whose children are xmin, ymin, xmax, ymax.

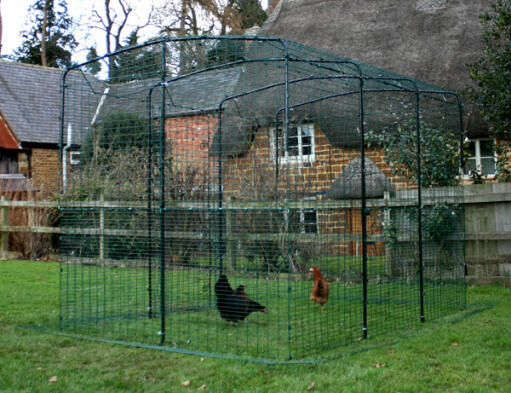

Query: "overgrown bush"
<box><xmin>8</xmin><ymin>189</ymin><xmax>59</xmax><ymax>259</ymax></box>
<box><xmin>467</xmin><ymin>0</ymin><xmax>511</xmax><ymax>142</ymax></box>
<box><xmin>365</xmin><ymin>104</ymin><xmax>461</xmax><ymax>188</ymax></box>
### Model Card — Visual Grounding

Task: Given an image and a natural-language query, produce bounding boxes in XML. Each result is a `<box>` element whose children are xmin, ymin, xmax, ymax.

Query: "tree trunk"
<box><xmin>41</xmin><ymin>0</ymin><xmax>51</xmax><ymax>67</ymax></box>
<box><xmin>0</xmin><ymin>0</ymin><xmax>3</xmax><ymax>57</ymax></box>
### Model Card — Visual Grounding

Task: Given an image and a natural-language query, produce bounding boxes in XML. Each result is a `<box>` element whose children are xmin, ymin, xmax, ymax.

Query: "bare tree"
<box><xmin>155</xmin><ymin>0</ymin><xmax>242</xmax><ymax>37</ymax></box>
<box><xmin>90</xmin><ymin>0</ymin><xmax>154</xmax><ymax>76</ymax></box>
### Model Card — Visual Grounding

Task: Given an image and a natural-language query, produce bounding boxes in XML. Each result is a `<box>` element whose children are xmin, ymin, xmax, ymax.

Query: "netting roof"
<box><xmin>63</xmin><ymin>36</ymin><xmax>460</xmax><ymax>151</ymax></box>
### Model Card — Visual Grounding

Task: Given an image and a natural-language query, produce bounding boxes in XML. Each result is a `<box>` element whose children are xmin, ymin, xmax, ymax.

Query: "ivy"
<box><xmin>366</xmin><ymin>102</ymin><xmax>463</xmax><ymax>246</ymax></box>
<box><xmin>365</xmin><ymin>103</ymin><xmax>461</xmax><ymax>188</ymax></box>
<box><xmin>467</xmin><ymin>0</ymin><xmax>511</xmax><ymax>141</ymax></box>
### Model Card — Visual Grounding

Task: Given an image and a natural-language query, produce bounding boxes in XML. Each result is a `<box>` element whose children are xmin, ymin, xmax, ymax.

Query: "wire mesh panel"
<box><xmin>59</xmin><ymin>37</ymin><xmax>465</xmax><ymax>362</ymax></box>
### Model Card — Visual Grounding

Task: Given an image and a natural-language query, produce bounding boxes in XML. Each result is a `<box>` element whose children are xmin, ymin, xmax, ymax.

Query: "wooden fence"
<box><xmin>1</xmin><ymin>183</ymin><xmax>510</xmax><ymax>287</ymax></box>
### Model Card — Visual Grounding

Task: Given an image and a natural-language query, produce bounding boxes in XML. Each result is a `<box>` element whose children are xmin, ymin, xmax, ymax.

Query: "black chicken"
<box><xmin>214</xmin><ymin>274</ymin><xmax>268</xmax><ymax>323</ymax></box>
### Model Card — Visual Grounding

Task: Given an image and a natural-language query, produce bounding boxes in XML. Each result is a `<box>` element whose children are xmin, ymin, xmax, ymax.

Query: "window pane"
<box><xmin>287</xmin><ymin>126</ymin><xmax>299</xmax><ymax>156</ymax></box>
<box><xmin>464</xmin><ymin>158</ymin><xmax>476</xmax><ymax>174</ymax></box>
<box><xmin>275</xmin><ymin>128</ymin><xmax>283</xmax><ymax>158</ymax></box>
<box><xmin>301</xmin><ymin>125</ymin><xmax>313</xmax><ymax>136</ymax></box>
<box><xmin>467</xmin><ymin>141</ymin><xmax>476</xmax><ymax>157</ymax></box>
<box><xmin>288</xmin><ymin>211</ymin><xmax>301</xmax><ymax>233</ymax></box>
<box><xmin>481</xmin><ymin>157</ymin><xmax>496</xmax><ymax>175</ymax></box>
<box><xmin>301</xmin><ymin>126</ymin><xmax>313</xmax><ymax>156</ymax></box>
<box><xmin>480</xmin><ymin>140</ymin><xmax>494</xmax><ymax>156</ymax></box>
<box><xmin>302</xmin><ymin>141</ymin><xmax>312</xmax><ymax>155</ymax></box>
<box><xmin>303</xmin><ymin>210</ymin><xmax>317</xmax><ymax>233</ymax></box>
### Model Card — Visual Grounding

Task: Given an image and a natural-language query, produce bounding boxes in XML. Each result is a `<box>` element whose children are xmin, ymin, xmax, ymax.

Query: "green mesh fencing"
<box><xmin>59</xmin><ymin>36</ymin><xmax>465</xmax><ymax>363</ymax></box>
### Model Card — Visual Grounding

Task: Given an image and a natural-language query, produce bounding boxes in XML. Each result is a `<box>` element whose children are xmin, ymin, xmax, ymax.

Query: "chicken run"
<box><xmin>58</xmin><ymin>37</ymin><xmax>466</xmax><ymax>363</ymax></box>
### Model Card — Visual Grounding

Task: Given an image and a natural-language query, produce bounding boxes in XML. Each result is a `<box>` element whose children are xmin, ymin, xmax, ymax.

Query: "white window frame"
<box><xmin>270</xmin><ymin>123</ymin><xmax>316</xmax><ymax>164</ymax></box>
<box><xmin>462</xmin><ymin>138</ymin><xmax>496</xmax><ymax>178</ymax></box>
<box><xmin>70</xmin><ymin>151</ymin><xmax>81</xmax><ymax>165</ymax></box>
<box><xmin>284</xmin><ymin>208</ymin><xmax>319</xmax><ymax>234</ymax></box>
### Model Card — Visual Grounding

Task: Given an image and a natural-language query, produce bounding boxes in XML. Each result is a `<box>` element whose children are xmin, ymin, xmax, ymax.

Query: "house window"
<box><xmin>287</xmin><ymin>209</ymin><xmax>318</xmax><ymax>234</ymax></box>
<box><xmin>272</xmin><ymin>123</ymin><xmax>315</xmax><ymax>164</ymax></box>
<box><xmin>463</xmin><ymin>139</ymin><xmax>496</xmax><ymax>177</ymax></box>
<box><xmin>0</xmin><ymin>149</ymin><xmax>19</xmax><ymax>174</ymax></box>
<box><xmin>70</xmin><ymin>151</ymin><xmax>81</xmax><ymax>165</ymax></box>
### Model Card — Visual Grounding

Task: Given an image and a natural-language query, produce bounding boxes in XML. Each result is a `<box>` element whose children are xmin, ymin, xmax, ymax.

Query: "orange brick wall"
<box><xmin>165</xmin><ymin>114</ymin><xmax>217</xmax><ymax>163</ymax></box>
<box><xmin>159</xmin><ymin>116</ymin><xmax>411</xmax><ymax>257</ymax></box>
<box><xmin>29</xmin><ymin>147</ymin><xmax>61</xmax><ymax>195</ymax></box>
<box><xmin>222</xmin><ymin>125</ymin><xmax>409</xmax><ymax>197</ymax></box>
<box><xmin>164</xmin><ymin>114</ymin><xmax>218</xmax><ymax>188</ymax></box>
<box><xmin>221</xmin><ymin>125</ymin><xmax>406</xmax><ymax>256</ymax></box>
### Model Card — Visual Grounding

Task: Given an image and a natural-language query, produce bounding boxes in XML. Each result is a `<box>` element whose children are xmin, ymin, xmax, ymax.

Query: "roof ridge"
<box><xmin>0</xmin><ymin>59</ymin><xmax>66</xmax><ymax>73</ymax></box>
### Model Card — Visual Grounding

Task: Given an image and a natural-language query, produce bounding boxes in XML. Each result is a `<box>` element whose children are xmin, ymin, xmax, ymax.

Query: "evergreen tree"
<box><xmin>206</xmin><ymin>39</ymin><xmax>246</xmax><ymax>66</ymax></box>
<box><xmin>235</xmin><ymin>0</ymin><xmax>267</xmax><ymax>30</ymax></box>
<box><xmin>84</xmin><ymin>47</ymin><xmax>101</xmax><ymax>75</ymax></box>
<box><xmin>467</xmin><ymin>0</ymin><xmax>511</xmax><ymax>140</ymax></box>
<box><xmin>13</xmin><ymin>0</ymin><xmax>77</xmax><ymax>68</ymax></box>
<box><xmin>109</xmin><ymin>31</ymin><xmax>161</xmax><ymax>82</ymax></box>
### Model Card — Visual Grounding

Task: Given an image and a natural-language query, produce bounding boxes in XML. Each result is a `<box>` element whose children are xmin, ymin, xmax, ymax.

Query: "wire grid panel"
<box><xmin>59</xmin><ymin>37</ymin><xmax>465</xmax><ymax>362</ymax></box>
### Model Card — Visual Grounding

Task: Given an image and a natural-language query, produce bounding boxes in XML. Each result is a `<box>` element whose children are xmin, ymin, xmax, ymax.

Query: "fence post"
<box><xmin>225</xmin><ymin>197</ymin><xmax>236</xmax><ymax>270</ymax></box>
<box><xmin>383</xmin><ymin>191</ymin><xmax>392</xmax><ymax>277</ymax></box>
<box><xmin>99</xmin><ymin>194</ymin><xmax>105</xmax><ymax>263</ymax></box>
<box><xmin>0</xmin><ymin>196</ymin><xmax>9</xmax><ymax>260</ymax></box>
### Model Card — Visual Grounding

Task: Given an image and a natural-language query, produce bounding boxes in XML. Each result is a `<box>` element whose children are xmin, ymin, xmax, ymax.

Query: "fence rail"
<box><xmin>1</xmin><ymin>193</ymin><xmax>510</xmax><ymax>242</ymax></box>
<box><xmin>2</xmin><ymin>184</ymin><xmax>511</xmax><ymax>290</ymax></box>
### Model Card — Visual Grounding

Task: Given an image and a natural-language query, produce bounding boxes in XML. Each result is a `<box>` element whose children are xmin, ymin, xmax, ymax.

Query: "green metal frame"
<box><xmin>58</xmin><ymin>36</ymin><xmax>466</xmax><ymax>363</ymax></box>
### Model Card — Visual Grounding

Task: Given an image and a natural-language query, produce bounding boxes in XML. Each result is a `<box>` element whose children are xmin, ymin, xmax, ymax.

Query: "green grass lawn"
<box><xmin>1</xmin><ymin>260</ymin><xmax>510</xmax><ymax>393</ymax></box>
<box><xmin>57</xmin><ymin>261</ymin><xmax>464</xmax><ymax>362</ymax></box>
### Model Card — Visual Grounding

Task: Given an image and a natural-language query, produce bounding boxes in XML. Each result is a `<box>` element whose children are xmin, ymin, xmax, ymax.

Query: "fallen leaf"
<box><xmin>49</xmin><ymin>376</ymin><xmax>57</xmax><ymax>383</ymax></box>
<box><xmin>37</xmin><ymin>367</ymin><xmax>43</xmax><ymax>371</ymax></box>
<box><xmin>307</xmin><ymin>381</ymin><xmax>315</xmax><ymax>390</ymax></box>
<box><xmin>198</xmin><ymin>384</ymin><xmax>206</xmax><ymax>390</ymax></box>
<box><xmin>452</xmin><ymin>342</ymin><xmax>458</xmax><ymax>346</ymax></box>
<box><xmin>374</xmin><ymin>364</ymin><xmax>385</xmax><ymax>368</ymax></box>
<box><xmin>182</xmin><ymin>380</ymin><xmax>191</xmax><ymax>387</ymax></box>
<box><xmin>355</xmin><ymin>337</ymin><xmax>362</xmax><ymax>342</ymax></box>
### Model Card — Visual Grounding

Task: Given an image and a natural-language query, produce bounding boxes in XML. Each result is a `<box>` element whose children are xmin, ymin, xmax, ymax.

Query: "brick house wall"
<box><xmin>164</xmin><ymin>118</ymin><xmax>409</xmax><ymax>257</ymax></box>
<box><xmin>28</xmin><ymin>147</ymin><xmax>61</xmax><ymax>195</ymax></box>
<box><xmin>165</xmin><ymin>114</ymin><xmax>217</xmax><ymax>166</ymax></box>
<box><xmin>222</xmin><ymin>125</ymin><xmax>407</xmax><ymax>196</ymax></box>
<box><xmin>220</xmin><ymin>124</ymin><xmax>404</xmax><ymax>257</ymax></box>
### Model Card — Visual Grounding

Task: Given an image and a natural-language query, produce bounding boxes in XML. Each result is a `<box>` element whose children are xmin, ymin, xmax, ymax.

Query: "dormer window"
<box><xmin>271</xmin><ymin>123</ymin><xmax>315</xmax><ymax>164</ymax></box>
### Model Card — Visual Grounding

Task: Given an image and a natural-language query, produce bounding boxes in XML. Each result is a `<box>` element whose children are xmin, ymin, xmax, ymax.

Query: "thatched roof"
<box><xmin>210</xmin><ymin>38</ymin><xmax>453</xmax><ymax>157</ymax></box>
<box><xmin>324</xmin><ymin>157</ymin><xmax>394</xmax><ymax>199</ymax></box>
<box><xmin>258</xmin><ymin>0</ymin><xmax>491</xmax><ymax>137</ymax></box>
<box><xmin>96</xmin><ymin>67</ymin><xmax>242</xmax><ymax>121</ymax></box>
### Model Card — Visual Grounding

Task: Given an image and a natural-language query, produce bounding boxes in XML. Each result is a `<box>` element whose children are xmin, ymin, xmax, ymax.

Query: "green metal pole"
<box><xmin>359</xmin><ymin>76</ymin><xmax>368</xmax><ymax>339</ymax></box>
<box><xmin>159</xmin><ymin>42</ymin><xmax>167</xmax><ymax>344</ymax></box>
<box><xmin>416</xmin><ymin>91</ymin><xmax>425</xmax><ymax>323</ymax></box>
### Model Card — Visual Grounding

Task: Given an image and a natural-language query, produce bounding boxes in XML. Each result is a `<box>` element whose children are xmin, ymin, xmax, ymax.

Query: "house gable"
<box><xmin>0</xmin><ymin>110</ymin><xmax>21</xmax><ymax>149</ymax></box>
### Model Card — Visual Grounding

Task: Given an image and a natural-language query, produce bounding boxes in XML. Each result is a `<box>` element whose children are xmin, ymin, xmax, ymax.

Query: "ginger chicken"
<box><xmin>309</xmin><ymin>266</ymin><xmax>329</xmax><ymax>311</ymax></box>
